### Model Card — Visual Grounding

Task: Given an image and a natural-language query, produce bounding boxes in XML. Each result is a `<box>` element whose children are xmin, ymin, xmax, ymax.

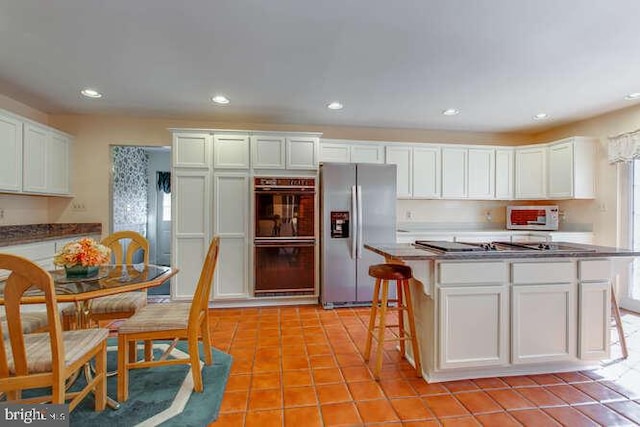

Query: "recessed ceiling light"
<box><xmin>327</xmin><ymin>101</ymin><xmax>343</xmax><ymax>110</ymax></box>
<box><xmin>81</xmin><ymin>88</ymin><xmax>102</xmax><ymax>98</ymax></box>
<box><xmin>533</xmin><ymin>113</ymin><xmax>549</xmax><ymax>120</ymax></box>
<box><xmin>625</xmin><ymin>92</ymin><xmax>640</xmax><ymax>100</ymax></box>
<box><xmin>442</xmin><ymin>108</ymin><xmax>459</xmax><ymax>116</ymax></box>
<box><xmin>211</xmin><ymin>95</ymin><xmax>230</xmax><ymax>105</ymax></box>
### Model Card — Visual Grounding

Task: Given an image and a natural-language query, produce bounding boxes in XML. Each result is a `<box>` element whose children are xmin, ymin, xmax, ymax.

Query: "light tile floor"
<box><xmin>209</xmin><ymin>306</ymin><xmax>640</xmax><ymax>426</ymax></box>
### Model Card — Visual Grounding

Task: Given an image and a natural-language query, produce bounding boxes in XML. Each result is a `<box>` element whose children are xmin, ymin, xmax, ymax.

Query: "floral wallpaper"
<box><xmin>112</xmin><ymin>146</ymin><xmax>148</xmax><ymax>236</ymax></box>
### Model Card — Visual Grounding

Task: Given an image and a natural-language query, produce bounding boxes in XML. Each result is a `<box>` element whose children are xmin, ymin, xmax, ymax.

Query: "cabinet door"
<box><xmin>173</xmin><ymin>133</ymin><xmax>211</xmax><ymax>168</ymax></box>
<box><xmin>515</xmin><ymin>146</ymin><xmax>546</xmax><ymax>199</ymax></box>
<box><xmin>438</xmin><ymin>285</ymin><xmax>508</xmax><ymax>369</ymax></box>
<box><xmin>214</xmin><ymin>134</ymin><xmax>250</xmax><ymax>169</ymax></box>
<box><xmin>286</xmin><ymin>136</ymin><xmax>318</xmax><ymax>169</ymax></box>
<box><xmin>495</xmin><ymin>148</ymin><xmax>514</xmax><ymax>199</ymax></box>
<box><xmin>578</xmin><ymin>281</ymin><xmax>610</xmax><ymax>360</ymax></box>
<box><xmin>413</xmin><ymin>146</ymin><xmax>441</xmax><ymax>198</ymax></box>
<box><xmin>48</xmin><ymin>132</ymin><xmax>70</xmax><ymax>194</ymax></box>
<box><xmin>319</xmin><ymin>142</ymin><xmax>350</xmax><ymax>163</ymax></box>
<box><xmin>385</xmin><ymin>146</ymin><xmax>412</xmax><ymax>198</ymax></box>
<box><xmin>213</xmin><ymin>173</ymin><xmax>249</xmax><ymax>299</ymax></box>
<box><xmin>351</xmin><ymin>144</ymin><xmax>385</xmax><ymax>164</ymax></box>
<box><xmin>23</xmin><ymin>122</ymin><xmax>48</xmax><ymax>193</ymax></box>
<box><xmin>512</xmin><ymin>283</ymin><xmax>576</xmax><ymax>364</ymax></box>
<box><xmin>441</xmin><ymin>147</ymin><xmax>467</xmax><ymax>199</ymax></box>
<box><xmin>251</xmin><ymin>135</ymin><xmax>285</xmax><ymax>169</ymax></box>
<box><xmin>172</xmin><ymin>170</ymin><xmax>210</xmax><ymax>299</ymax></box>
<box><xmin>0</xmin><ymin>111</ymin><xmax>23</xmax><ymax>192</ymax></box>
<box><xmin>548</xmin><ymin>141</ymin><xmax>574</xmax><ymax>198</ymax></box>
<box><xmin>468</xmin><ymin>148</ymin><xmax>495</xmax><ymax>199</ymax></box>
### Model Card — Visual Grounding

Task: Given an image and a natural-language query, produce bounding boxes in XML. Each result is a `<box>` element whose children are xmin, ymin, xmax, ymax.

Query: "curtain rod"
<box><xmin>610</xmin><ymin>128</ymin><xmax>640</xmax><ymax>139</ymax></box>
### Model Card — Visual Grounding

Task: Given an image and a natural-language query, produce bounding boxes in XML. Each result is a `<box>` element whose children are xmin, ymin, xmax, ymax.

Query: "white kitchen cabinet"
<box><xmin>412</xmin><ymin>146</ymin><xmax>441</xmax><ymax>198</ymax></box>
<box><xmin>213</xmin><ymin>134</ymin><xmax>250</xmax><ymax>169</ymax></box>
<box><xmin>515</xmin><ymin>145</ymin><xmax>546</xmax><ymax>199</ymax></box>
<box><xmin>441</xmin><ymin>146</ymin><xmax>494</xmax><ymax>199</ymax></box>
<box><xmin>495</xmin><ymin>148</ymin><xmax>514</xmax><ymax>199</ymax></box>
<box><xmin>251</xmin><ymin>135</ymin><xmax>286</xmax><ymax>169</ymax></box>
<box><xmin>286</xmin><ymin>136</ymin><xmax>318</xmax><ymax>169</ymax></box>
<box><xmin>22</xmin><ymin>122</ymin><xmax>48</xmax><ymax>193</ymax></box>
<box><xmin>385</xmin><ymin>145</ymin><xmax>412</xmax><ymax>198</ymax></box>
<box><xmin>22</xmin><ymin>122</ymin><xmax>72</xmax><ymax>195</ymax></box>
<box><xmin>48</xmin><ymin>131</ymin><xmax>71</xmax><ymax>194</ymax></box>
<box><xmin>578</xmin><ymin>259</ymin><xmax>612</xmax><ymax>360</ymax></box>
<box><xmin>441</xmin><ymin>147</ymin><xmax>467</xmax><ymax>199</ymax></box>
<box><xmin>511</xmin><ymin>261</ymin><xmax>577</xmax><ymax>364</ymax></box>
<box><xmin>548</xmin><ymin>137</ymin><xmax>596</xmax><ymax>199</ymax></box>
<box><xmin>172</xmin><ymin>132</ymin><xmax>211</xmax><ymax>168</ymax></box>
<box><xmin>212</xmin><ymin>173</ymin><xmax>249</xmax><ymax>299</ymax></box>
<box><xmin>0</xmin><ymin>110</ymin><xmax>23</xmax><ymax>192</ymax></box>
<box><xmin>468</xmin><ymin>148</ymin><xmax>495</xmax><ymax>199</ymax></box>
<box><xmin>436</xmin><ymin>261</ymin><xmax>508</xmax><ymax>370</ymax></box>
<box><xmin>320</xmin><ymin>140</ymin><xmax>385</xmax><ymax>164</ymax></box>
<box><xmin>512</xmin><ymin>283</ymin><xmax>576</xmax><ymax>364</ymax></box>
<box><xmin>438</xmin><ymin>285</ymin><xmax>509</xmax><ymax>369</ymax></box>
<box><xmin>172</xmin><ymin>170</ymin><xmax>210</xmax><ymax>300</ymax></box>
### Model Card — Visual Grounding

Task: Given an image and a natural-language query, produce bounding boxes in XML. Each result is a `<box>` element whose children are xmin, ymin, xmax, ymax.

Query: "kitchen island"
<box><xmin>365</xmin><ymin>241</ymin><xmax>640</xmax><ymax>383</ymax></box>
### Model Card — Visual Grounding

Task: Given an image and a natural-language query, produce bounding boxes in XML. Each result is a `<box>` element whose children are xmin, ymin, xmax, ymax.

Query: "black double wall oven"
<box><xmin>254</xmin><ymin>177</ymin><xmax>316</xmax><ymax>295</ymax></box>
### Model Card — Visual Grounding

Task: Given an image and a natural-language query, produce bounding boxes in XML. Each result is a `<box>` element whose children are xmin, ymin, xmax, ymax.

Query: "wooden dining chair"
<box><xmin>63</xmin><ymin>230</ymin><xmax>150</xmax><ymax>329</ymax></box>
<box><xmin>116</xmin><ymin>236</ymin><xmax>219</xmax><ymax>402</ymax></box>
<box><xmin>0</xmin><ymin>254</ymin><xmax>108</xmax><ymax>412</ymax></box>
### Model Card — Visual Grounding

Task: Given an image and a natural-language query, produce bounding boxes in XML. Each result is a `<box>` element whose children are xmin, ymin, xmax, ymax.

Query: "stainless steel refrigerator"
<box><xmin>320</xmin><ymin>163</ymin><xmax>397</xmax><ymax>308</ymax></box>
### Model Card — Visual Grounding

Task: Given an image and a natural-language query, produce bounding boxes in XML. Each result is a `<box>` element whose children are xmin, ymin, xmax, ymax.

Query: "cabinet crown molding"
<box><xmin>168</xmin><ymin>127</ymin><xmax>322</xmax><ymax>137</ymax></box>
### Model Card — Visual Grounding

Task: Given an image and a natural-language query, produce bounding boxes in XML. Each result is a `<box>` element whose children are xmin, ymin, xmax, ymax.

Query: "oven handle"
<box><xmin>351</xmin><ymin>185</ymin><xmax>357</xmax><ymax>260</ymax></box>
<box><xmin>357</xmin><ymin>185</ymin><xmax>363</xmax><ymax>259</ymax></box>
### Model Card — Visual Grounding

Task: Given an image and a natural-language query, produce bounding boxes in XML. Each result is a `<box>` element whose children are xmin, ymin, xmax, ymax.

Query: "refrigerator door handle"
<box><xmin>351</xmin><ymin>185</ymin><xmax>357</xmax><ymax>259</ymax></box>
<box><xmin>357</xmin><ymin>185</ymin><xmax>363</xmax><ymax>259</ymax></box>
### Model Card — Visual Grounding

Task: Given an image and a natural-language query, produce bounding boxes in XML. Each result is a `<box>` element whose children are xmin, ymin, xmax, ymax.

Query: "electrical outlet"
<box><xmin>0</xmin><ymin>208</ymin><xmax>4</xmax><ymax>219</ymax></box>
<box><xmin>71</xmin><ymin>202</ymin><xmax>87</xmax><ymax>212</ymax></box>
<box><xmin>405</xmin><ymin>210</ymin><xmax>413</xmax><ymax>220</ymax></box>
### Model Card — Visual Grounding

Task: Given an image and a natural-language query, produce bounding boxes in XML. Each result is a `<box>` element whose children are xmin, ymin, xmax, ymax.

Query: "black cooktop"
<box><xmin>414</xmin><ymin>241</ymin><xmax>485</xmax><ymax>252</ymax></box>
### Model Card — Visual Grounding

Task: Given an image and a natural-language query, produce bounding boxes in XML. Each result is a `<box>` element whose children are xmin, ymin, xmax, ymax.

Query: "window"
<box><xmin>161</xmin><ymin>191</ymin><xmax>171</xmax><ymax>221</ymax></box>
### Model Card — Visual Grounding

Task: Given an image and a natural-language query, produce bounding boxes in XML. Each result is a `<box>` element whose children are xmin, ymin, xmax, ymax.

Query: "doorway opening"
<box><xmin>110</xmin><ymin>145</ymin><xmax>171</xmax><ymax>297</ymax></box>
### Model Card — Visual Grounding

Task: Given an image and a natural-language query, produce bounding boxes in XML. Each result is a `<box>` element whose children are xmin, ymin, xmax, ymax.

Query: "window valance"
<box><xmin>608</xmin><ymin>129</ymin><xmax>640</xmax><ymax>163</ymax></box>
<box><xmin>157</xmin><ymin>172</ymin><xmax>171</xmax><ymax>193</ymax></box>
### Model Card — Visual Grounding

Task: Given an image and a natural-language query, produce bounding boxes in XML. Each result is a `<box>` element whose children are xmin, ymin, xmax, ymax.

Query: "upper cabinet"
<box><xmin>515</xmin><ymin>137</ymin><xmax>597</xmax><ymax>200</ymax></box>
<box><xmin>286</xmin><ymin>136</ymin><xmax>318</xmax><ymax>169</ymax></box>
<box><xmin>515</xmin><ymin>145</ymin><xmax>547</xmax><ymax>199</ymax></box>
<box><xmin>251</xmin><ymin>135</ymin><xmax>286</xmax><ymax>169</ymax></box>
<box><xmin>214</xmin><ymin>134</ymin><xmax>251</xmax><ymax>169</ymax></box>
<box><xmin>0</xmin><ymin>111</ymin><xmax>23</xmax><ymax>192</ymax></box>
<box><xmin>173</xmin><ymin>132</ymin><xmax>211</xmax><ymax>168</ymax></box>
<box><xmin>0</xmin><ymin>109</ymin><xmax>72</xmax><ymax>196</ymax></box>
<box><xmin>413</xmin><ymin>146</ymin><xmax>441</xmax><ymax>199</ymax></box>
<box><xmin>320</xmin><ymin>139</ymin><xmax>385</xmax><ymax>164</ymax></box>
<box><xmin>441</xmin><ymin>146</ymin><xmax>495</xmax><ymax>199</ymax></box>
<box><xmin>385</xmin><ymin>145</ymin><xmax>413</xmax><ymax>198</ymax></box>
<box><xmin>495</xmin><ymin>148</ymin><xmax>514</xmax><ymax>200</ymax></box>
<box><xmin>547</xmin><ymin>137</ymin><xmax>596</xmax><ymax>199</ymax></box>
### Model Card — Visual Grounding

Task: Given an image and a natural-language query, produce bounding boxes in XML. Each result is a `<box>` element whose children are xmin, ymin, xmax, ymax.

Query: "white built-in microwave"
<box><xmin>506</xmin><ymin>205</ymin><xmax>559</xmax><ymax>231</ymax></box>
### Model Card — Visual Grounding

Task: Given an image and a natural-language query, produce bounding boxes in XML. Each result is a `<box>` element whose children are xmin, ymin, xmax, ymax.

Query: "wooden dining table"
<box><xmin>0</xmin><ymin>263</ymin><xmax>179</xmax><ymax>409</ymax></box>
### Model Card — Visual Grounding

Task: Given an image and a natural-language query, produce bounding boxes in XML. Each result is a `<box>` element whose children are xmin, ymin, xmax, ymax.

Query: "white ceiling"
<box><xmin>1</xmin><ymin>0</ymin><xmax>640</xmax><ymax>134</ymax></box>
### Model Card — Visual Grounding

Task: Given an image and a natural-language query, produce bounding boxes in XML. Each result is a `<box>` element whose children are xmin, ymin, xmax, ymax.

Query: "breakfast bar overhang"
<box><xmin>365</xmin><ymin>241</ymin><xmax>640</xmax><ymax>383</ymax></box>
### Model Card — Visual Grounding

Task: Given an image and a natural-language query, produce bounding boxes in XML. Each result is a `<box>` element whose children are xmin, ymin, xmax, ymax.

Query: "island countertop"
<box><xmin>365</xmin><ymin>242</ymin><xmax>640</xmax><ymax>261</ymax></box>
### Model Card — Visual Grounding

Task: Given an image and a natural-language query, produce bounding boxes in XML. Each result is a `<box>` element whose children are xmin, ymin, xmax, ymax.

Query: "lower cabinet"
<box><xmin>578</xmin><ymin>281</ymin><xmax>610</xmax><ymax>360</ymax></box>
<box><xmin>438</xmin><ymin>285</ymin><xmax>509</xmax><ymax>369</ymax></box>
<box><xmin>511</xmin><ymin>282</ymin><xmax>577</xmax><ymax>364</ymax></box>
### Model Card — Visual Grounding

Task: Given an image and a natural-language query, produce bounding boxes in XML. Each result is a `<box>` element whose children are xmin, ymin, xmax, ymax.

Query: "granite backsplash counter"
<box><xmin>0</xmin><ymin>223</ymin><xmax>102</xmax><ymax>247</ymax></box>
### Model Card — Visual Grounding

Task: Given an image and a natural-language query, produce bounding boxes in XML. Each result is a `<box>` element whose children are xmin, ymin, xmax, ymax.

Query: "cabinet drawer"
<box><xmin>439</xmin><ymin>262</ymin><xmax>506</xmax><ymax>284</ymax></box>
<box><xmin>579</xmin><ymin>259</ymin><xmax>612</xmax><ymax>282</ymax></box>
<box><xmin>512</xmin><ymin>262</ymin><xmax>574</xmax><ymax>284</ymax></box>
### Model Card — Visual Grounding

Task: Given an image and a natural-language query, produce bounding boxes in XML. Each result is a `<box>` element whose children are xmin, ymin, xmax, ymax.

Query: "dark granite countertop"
<box><xmin>365</xmin><ymin>242</ymin><xmax>640</xmax><ymax>261</ymax></box>
<box><xmin>0</xmin><ymin>223</ymin><xmax>102</xmax><ymax>247</ymax></box>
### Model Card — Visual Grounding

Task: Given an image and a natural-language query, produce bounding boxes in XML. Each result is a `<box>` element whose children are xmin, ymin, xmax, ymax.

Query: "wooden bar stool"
<box><xmin>364</xmin><ymin>263</ymin><xmax>422</xmax><ymax>380</ymax></box>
